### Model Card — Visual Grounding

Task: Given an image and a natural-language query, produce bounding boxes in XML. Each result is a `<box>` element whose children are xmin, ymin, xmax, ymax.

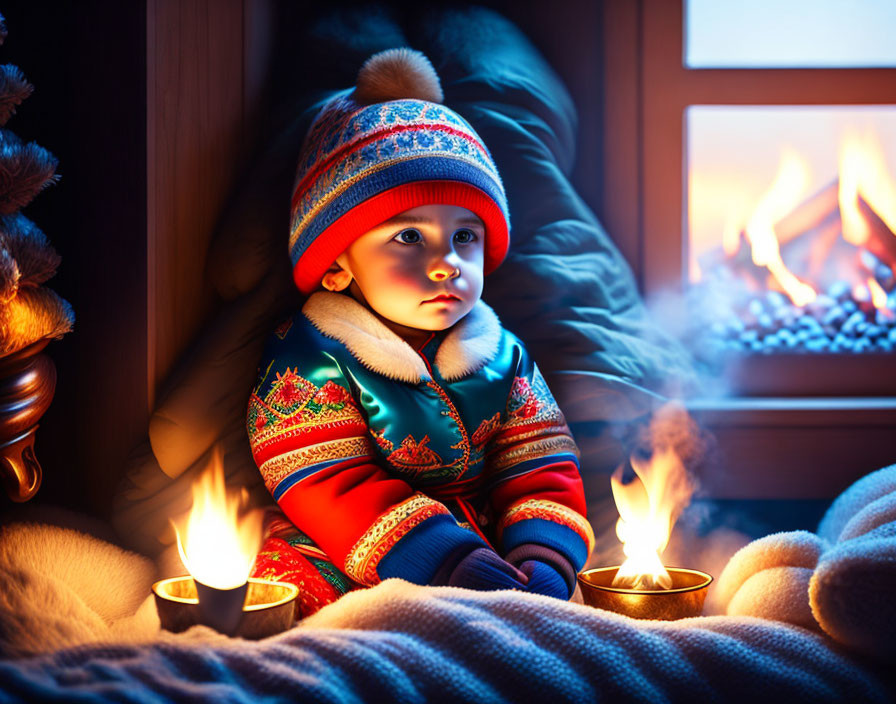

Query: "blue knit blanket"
<box><xmin>1</xmin><ymin>579</ymin><xmax>891</xmax><ymax>704</ymax></box>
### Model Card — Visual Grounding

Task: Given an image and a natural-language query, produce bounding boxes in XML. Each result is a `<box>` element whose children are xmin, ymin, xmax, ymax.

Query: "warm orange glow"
<box><xmin>611</xmin><ymin>444</ymin><xmax>696</xmax><ymax>591</ymax></box>
<box><xmin>173</xmin><ymin>448</ymin><xmax>264</xmax><ymax>590</ymax></box>
<box><xmin>839</xmin><ymin>132</ymin><xmax>896</xmax><ymax>247</ymax></box>
<box><xmin>868</xmin><ymin>277</ymin><xmax>893</xmax><ymax>318</ymax></box>
<box><xmin>743</xmin><ymin>150</ymin><xmax>817</xmax><ymax>307</ymax></box>
<box><xmin>722</xmin><ymin>213</ymin><xmax>744</xmax><ymax>258</ymax></box>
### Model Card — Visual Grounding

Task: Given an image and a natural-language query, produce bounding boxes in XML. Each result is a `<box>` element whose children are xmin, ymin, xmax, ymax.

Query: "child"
<box><xmin>247</xmin><ymin>48</ymin><xmax>593</xmax><ymax>617</ymax></box>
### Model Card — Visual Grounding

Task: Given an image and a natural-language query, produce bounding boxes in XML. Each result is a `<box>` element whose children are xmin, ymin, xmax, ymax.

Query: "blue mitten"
<box><xmin>505</xmin><ymin>544</ymin><xmax>577</xmax><ymax>600</ymax></box>
<box><xmin>430</xmin><ymin>547</ymin><xmax>529</xmax><ymax>591</ymax></box>
<box><xmin>517</xmin><ymin>560</ymin><xmax>570</xmax><ymax>600</ymax></box>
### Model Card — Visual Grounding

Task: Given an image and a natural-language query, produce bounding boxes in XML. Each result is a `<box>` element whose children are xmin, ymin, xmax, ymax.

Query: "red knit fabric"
<box><xmin>251</xmin><ymin>537</ymin><xmax>343</xmax><ymax>619</ymax></box>
<box><xmin>293</xmin><ymin>180</ymin><xmax>509</xmax><ymax>294</ymax></box>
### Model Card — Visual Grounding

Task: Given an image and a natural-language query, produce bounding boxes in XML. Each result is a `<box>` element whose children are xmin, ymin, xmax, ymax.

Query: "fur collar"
<box><xmin>302</xmin><ymin>291</ymin><xmax>502</xmax><ymax>384</ymax></box>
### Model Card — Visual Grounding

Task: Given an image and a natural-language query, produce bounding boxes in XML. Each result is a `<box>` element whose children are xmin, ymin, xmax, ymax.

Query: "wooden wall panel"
<box><xmin>600</xmin><ymin>0</ymin><xmax>643</xmax><ymax>286</ymax></box>
<box><xmin>146</xmin><ymin>0</ymin><xmax>249</xmax><ymax>410</ymax></box>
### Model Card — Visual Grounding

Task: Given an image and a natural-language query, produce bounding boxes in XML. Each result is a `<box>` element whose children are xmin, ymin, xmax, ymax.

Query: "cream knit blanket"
<box><xmin>1</xmin><ymin>466</ymin><xmax>894</xmax><ymax>701</ymax></box>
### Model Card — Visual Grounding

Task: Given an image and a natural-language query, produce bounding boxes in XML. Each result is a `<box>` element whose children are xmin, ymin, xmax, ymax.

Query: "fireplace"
<box><xmin>599</xmin><ymin>0</ymin><xmax>896</xmax><ymax>499</ymax></box>
<box><xmin>683</xmin><ymin>106</ymin><xmax>896</xmax><ymax>397</ymax></box>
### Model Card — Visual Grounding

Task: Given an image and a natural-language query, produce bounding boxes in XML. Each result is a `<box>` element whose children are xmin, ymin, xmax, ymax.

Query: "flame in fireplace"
<box><xmin>868</xmin><ymin>277</ymin><xmax>893</xmax><ymax>319</ymax></box>
<box><xmin>839</xmin><ymin>132</ymin><xmax>896</xmax><ymax>247</ymax></box>
<box><xmin>611</xmin><ymin>441</ymin><xmax>697</xmax><ymax>591</ymax></box>
<box><xmin>744</xmin><ymin>150</ymin><xmax>817</xmax><ymax>306</ymax></box>
<box><xmin>173</xmin><ymin>447</ymin><xmax>264</xmax><ymax>590</ymax></box>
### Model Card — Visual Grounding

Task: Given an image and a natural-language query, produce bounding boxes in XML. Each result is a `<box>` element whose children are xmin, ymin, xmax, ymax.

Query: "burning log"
<box><xmin>699</xmin><ymin>178</ymin><xmax>896</xmax><ymax>295</ymax></box>
<box><xmin>774</xmin><ymin>180</ymin><xmax>839</xmax><ymax>245</ymax></box>
<box><xmin>857</xmin><ymin>194</ymin><xmax>896</xmax><ymax>270</ymax></box>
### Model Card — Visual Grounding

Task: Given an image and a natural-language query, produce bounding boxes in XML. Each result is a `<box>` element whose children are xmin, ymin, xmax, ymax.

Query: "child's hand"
<box><xmin>517</xmin><ymin>560</ymin><xmax>570</xmax><ymax>600</ymax></box>
<box><xmin>436</xmin><ymin>547</ymin><xmax>530</xmax><ymax>591</ymax></box>
<box><xmin>505</xmin><ymin>544</ymin><xmax>577</xmax><ymax>600</ymax></box>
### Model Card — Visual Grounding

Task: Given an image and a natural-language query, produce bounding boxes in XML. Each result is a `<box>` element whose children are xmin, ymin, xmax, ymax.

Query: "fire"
<box><xmin>173</xmin><ymin>448</ymin><xmax>264</xmax><ymax>590</ymax></box>
<box><xmin>611</xmin><ymin>443</ymin><xmax>697</xmax><ymax>591</ymax></box>
<box><xmin>744</xmin><ymin>150</ymin><xmax>817</xmax><ymax>307</ymax></box>
<box><xmin>839</xmin><ymin>131</ymin><xmax>896</xmax><ymax>247</ymax></box>
<box><xmin>868</xmin><ymin>277</ymin><xmax>894</xmax><ymax>319</ymax></box>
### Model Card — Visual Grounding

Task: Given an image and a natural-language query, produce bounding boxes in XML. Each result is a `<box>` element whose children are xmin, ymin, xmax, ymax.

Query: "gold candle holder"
<box><xmin>578</xmin><ymin>566</ymin><xmax>712</xmax><ymax>620</ymax></box>
<box><xmin>153</xmin><ymin>576</ymin><xmax>299</xmax><ymax>639</ymax></box>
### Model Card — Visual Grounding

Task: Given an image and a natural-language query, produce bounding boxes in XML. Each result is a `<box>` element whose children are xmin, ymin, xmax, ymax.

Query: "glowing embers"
<box><xmin>687</xmin><ymin>109</ymin><xmax>896</xmax><ymax>357</ymax></box>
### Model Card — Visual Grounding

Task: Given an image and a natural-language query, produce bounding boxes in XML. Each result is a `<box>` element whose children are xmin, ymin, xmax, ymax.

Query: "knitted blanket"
<box><xmin>1</xmin><ymin>579</ymin><xmax>891</xmax><ymax>704</ymax></box>
<box><xmin>4</xmin><ymin>462</ymin><xmax>896</xmax><ymax>702</ymax></box>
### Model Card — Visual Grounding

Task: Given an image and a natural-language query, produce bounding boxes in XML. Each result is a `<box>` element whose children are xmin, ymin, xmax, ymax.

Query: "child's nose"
<box><xmin>428</xmin><ymin>253</ymin><xmax>461</xmax><ymax>281</ymax></box>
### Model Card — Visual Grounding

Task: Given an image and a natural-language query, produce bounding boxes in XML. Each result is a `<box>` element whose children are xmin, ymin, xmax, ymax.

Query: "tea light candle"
<box><xmin>193</xmin><ymin>579</ymin><xmax>250</xmax><ymax>635</ymax></box>
<box><xmin>166</xmin><ymin>448</ymin><xmax>265</xmax><ymax>635</ymax></box>
<box><xmin>153</xmin><ymin>577</ymin><xmax>299</xmax><ymax>639</ymax></box>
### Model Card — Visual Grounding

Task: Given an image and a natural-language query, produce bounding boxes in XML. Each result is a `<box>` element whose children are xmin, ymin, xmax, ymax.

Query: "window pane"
<box><xmin>687</xmin><ymin>105</ymin><xmax>896</xmax><ymax>277</ymax></box>
<box><xmin>685</xmin><ymin>105</ymin><xmax>896</xmax><ymax>355</ymax></box>
<box><xmin>686</xmin><ymin>0</ymin><xmax>896</xmax><ymax>68</ymax></box>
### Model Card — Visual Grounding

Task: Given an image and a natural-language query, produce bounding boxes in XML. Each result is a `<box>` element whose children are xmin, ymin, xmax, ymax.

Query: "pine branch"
<box><xmin>0</xmin><ymin>65</ymin><xmax>34</xmax><ymax>127</ymax></box>
<box><xmin>0</xmin><ymin>240</ymin><xmax>18</xmax><ymax>303</ymax></box>
<box><xmin>0</xmin><ymin>213</ymin><xmax>60</xmax><ymax>286</ymax></box>
<box><xmin>0</xmin><ymin>285</ymin><xmax>74</xmax><ymax>356</ymax></box>
<box><xmin>0</xmin><ymin>129</ymin><xmax>59</xmax><ymax>214</ymax></box>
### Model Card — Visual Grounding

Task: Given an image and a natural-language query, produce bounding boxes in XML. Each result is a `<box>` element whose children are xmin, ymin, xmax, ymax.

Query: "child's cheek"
<box><xmin>383</xmin><ymin>260</ymin><xmax>427</xmax><ymax>287</ymax></box>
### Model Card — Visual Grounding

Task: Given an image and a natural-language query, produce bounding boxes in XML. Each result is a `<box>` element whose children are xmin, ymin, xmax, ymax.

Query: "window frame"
<box><xmin>601</xmin><ymin>0</ymin><xmax>896</xmax><ymax>297</ymax></box>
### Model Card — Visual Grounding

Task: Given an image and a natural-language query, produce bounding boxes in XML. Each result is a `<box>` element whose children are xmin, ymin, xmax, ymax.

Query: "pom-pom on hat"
<box><xmin>289</xmin><ymin>48</ymin><xmax>510</xmax><ymax>294</ymax></box>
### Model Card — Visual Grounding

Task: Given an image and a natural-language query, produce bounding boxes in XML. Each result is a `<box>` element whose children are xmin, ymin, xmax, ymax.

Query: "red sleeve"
<box><xmin>485</xmin><ymin>355</ymin><xmax>594</xmax><ymax>570</ymax></box>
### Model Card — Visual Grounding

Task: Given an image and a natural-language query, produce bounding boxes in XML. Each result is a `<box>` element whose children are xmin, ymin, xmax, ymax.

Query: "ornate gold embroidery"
<box><xmin>490</xmin><ymin>422</ymin><xmax>574</xmax><ymax>448</ymax></box>
<box><xmin>387</xmin><ymin>434</ymin><xmax>443</xmax><ymax>473</ymax></box>
<box><xmin>503</xmin><ymin>369</ymin><xmax>567</xmax><ymax>429</ymax></box>
<box><xmin>471</xmin><ymin>412</ymin><xmax>501</xmax><ymax>447</ymax></box>
<box><xmin>425</xmin><ymin>381</ymin><xmax>469</xmax><ymax>479</ymax></box>
<box><xmin>344</xmin><ymin>493</ymin><xmax>450</xmax><ymax>585</ymax></box>
<box><xmin>370</xmin><ymin>427</ymin><xmax>394</xmax><ymax>454</ymax></box>
<box><xmin>498</xmin><ymin>498</ymin><xmax>595</xmax><ymax>553</ymax></box>
<box><xmin>260</xmin><ymin>437</ymin><xmax>372</xmax><ymax>494</ymax></box>
<box><xmin>249</xmin><ymin>372</ymin><xmax>368</xmax><ymax>461</ymax></box>
<box><xmin>268</xmin><ymin>367</ymin><xmax>317</xmax><ymax>414</ymax></box>
<box><xmin>489</xmin><ymin>434</ymin><xmax>581</xmax><ymax>472</ymax></box>
<box><xmin>251</xmin><ymin>411</ymin><xmax>367</xmax><ymax>458</ymax></box>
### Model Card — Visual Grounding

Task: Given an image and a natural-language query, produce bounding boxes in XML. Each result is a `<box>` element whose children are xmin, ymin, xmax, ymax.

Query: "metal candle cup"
<box><xmin>577</xmin><ymin>566</ymin><xmax>712</xmax><ymax>620</ymax></box>
<box><xmin>153</xmin><ymin>576</ymin><xmax>299</xmax><ymax>639</ymax></box>
<box><xmin>193</xmin><ymin>579</ymin><xmax>249</xmax><ymax>636</ymax></box>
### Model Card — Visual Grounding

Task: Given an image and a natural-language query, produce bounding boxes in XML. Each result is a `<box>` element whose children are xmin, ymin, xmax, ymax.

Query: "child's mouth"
<box><xmin>424</xmin><ymin>294</ymin><xmax>462</xmax><ymax>303</ymax></box>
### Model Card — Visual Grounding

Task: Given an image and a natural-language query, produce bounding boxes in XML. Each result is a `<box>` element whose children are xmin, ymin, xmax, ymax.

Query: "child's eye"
<box><xmin>394</xmin><ymin>228</ymin><xmax>422</xmax><ymax>244</ymax></box>
<box><xmin>454</xmin><ymin>229</ymin><xmax>478</xmax><ymax>244</ymax></box>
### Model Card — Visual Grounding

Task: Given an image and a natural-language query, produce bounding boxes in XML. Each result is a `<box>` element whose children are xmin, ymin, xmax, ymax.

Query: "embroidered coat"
<box><xmin>247</xmin><ymin>291</ymin><xmax>594</xmax><ymax>588</ymax></box>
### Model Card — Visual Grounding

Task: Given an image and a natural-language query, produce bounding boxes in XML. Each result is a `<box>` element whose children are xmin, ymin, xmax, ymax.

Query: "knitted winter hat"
<box><xmin>289</xmin><ymin>48</ymin><xmax>510</xmax><ymax>294</ymax></box>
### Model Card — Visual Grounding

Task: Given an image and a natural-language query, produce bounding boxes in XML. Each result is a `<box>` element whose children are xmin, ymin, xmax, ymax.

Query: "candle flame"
<box><xmin>172</xmin><ymin>447</ymin><xmax>264</xmax><ymax>590</ymax></box>
<box><xmin>611</xmin><ymin>405</ymin><xmax>699</xmax><ymax>590</ymax></box>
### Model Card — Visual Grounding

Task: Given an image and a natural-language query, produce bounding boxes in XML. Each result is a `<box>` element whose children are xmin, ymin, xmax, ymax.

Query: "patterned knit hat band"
<box><xmin>293</xmin><ymin>179</ymin><xmax>507</xmax><ymax>294</ymax></box>
<box><xmin>288</xmin><ymin>50</ymin><xmax>510</xmax><ymax>294</ymax></box>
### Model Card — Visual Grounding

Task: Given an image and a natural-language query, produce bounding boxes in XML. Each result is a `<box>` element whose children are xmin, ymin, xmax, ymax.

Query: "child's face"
<box><xmin>334</xmin><ymin>204</ymin><xmax>485</xmax><ymax>332</ymax></box>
